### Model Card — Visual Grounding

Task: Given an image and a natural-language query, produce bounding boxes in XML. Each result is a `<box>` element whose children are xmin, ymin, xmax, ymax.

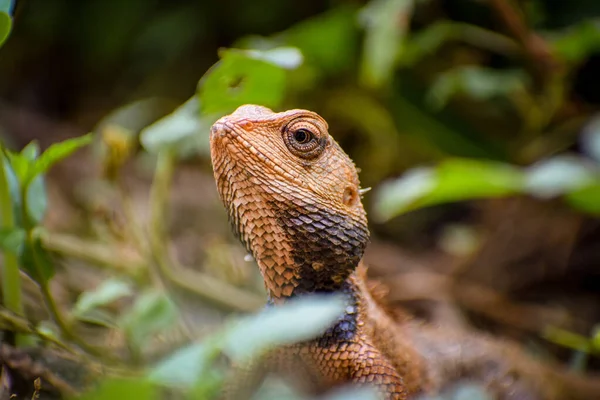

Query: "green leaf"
<box><xmin>223</xmin><ymin>294</ymin><xmax>346</xmax><ymax>362</ymax></box>
<box><xmin>119</xmin><ymin>290</ymin><xmax>178</xmax><ymax>348</ymax></box>
<box><xmin>524</xmin><ymin>155</ymin><xmax>597</xmax><ymax>199</ymax></box>
<box><xmin>20</xmin><ymin>141</ymin><xmax>40</xmax><ymax>162</ymax></box>
<box><xmin>139</xmin><ymin>97</ymin><xmax>216</xmax><ymax>158</ymax></box>
<box><xmin>551</xmin><ymin>20</ymin><xmax>600</xmax><ymax>64</ymax></box>
<box><xmin>582</xmin><ymin>115</ymin><xmax>600</xmax><ymax>162</ymax></box>
<box><xmin>72</xmin><ymin>378</ymin><xmax>158</xmax><ymax>400</ymax></box>
<box><xmin>199</xmin><ymin>49</ymin><xmax>287</xmax><ymax>115</ymax></box>
<box><xmin>19</xmin><ymin>235</ymin><xmax>55</xmax><ymax>284</ymax></box>
<box><xmin>245</xmin><ymin>47</ymin><xmax>303</xmax><ymax>70</ymax></box>
<box><xmin>427</xmin><ymin>66</ymin><xmax>527</xmax><ymax>110</ymax></box>
<box><xmin>359</xmin><ymin>0</ymin><xmax>413</xmax><ymax>88</ymax></box>
<box><xmin>374</xmin><ymin>159</ymin><xmax>523</xmax><ymax>221</ymax></box>
<box><xmin>0</xmin><ymin>154</ymin><xmax>22</xmax><ymax>227</ymax></box>
<box><xmin>5</xmin><ymin>151</ymin><xmax>31</xmax><ymax>183</ymax></box>
<box><xmin>0</xmin><ymin>11</ymin><xmax>10</xmax><ymax>48</ymax></box>
<box><xmin>402</xmin><ymin>22</ymin><xmax>518</xmax><ymax>67</ymax></box>
<box><xmin>0</xmin><ymin>227</ymin><xmax>25</xmax><ymax>253</ymax></box>
<box><xmin>543</xmin><ymin>326</ymin><xmax>592</xmax><ymax>353</ymax></box>
<box><xmin>284</xmin><ymin>6</ymin><xmax>358</xmax><ymax>74</ymax></box>
<box><xmin>592</xmin><ymin>326</ymin><xmax>600</xmax><ymax>351</ymax></box>
<box><xmin>566</xmin><ymin>183</ymin><xmax>600</xmax><ymax>216</ymax></box>
<box><xmin>74</xmin><ymin>278</ymin><xmax>133</xmax><ymax>318</ymax></box>
<box><xmin>28</xmin><ymin>134</ymin><xmax>93</xmax><ymax>181</ymax></box>
<box><xmin>25</xmin><ymin>173</ymin><xmax>47</xmax><ymax>225</ymax></box>
<box><xmin>148</xmin><ymin>340</ymin><xmax>221</xmax><ymax>388</ymax></box>
<box><xmin>323</xmin><ymin>387</ymin><xmax>383</xmax><ymax>400</ymax></box>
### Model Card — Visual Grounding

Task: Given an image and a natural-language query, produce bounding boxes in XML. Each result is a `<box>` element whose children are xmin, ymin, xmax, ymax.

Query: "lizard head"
<box><xmin>210</xmin><ymin>105</ymin><xmax>369</xmax><ymax>300</ymax></box>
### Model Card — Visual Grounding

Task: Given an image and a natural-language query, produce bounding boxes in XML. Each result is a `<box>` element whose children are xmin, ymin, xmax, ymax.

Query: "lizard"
<box><xmin>209</xmin><ymin>104</ymin><xmax>600</xmax><ymax>400</ymax></box>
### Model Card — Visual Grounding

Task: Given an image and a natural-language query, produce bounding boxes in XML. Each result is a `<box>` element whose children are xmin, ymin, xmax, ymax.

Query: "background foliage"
<box><xmin>0</xmin><ymin>0</ymin><xmax>599</xmax><ymax>399</ymax></box>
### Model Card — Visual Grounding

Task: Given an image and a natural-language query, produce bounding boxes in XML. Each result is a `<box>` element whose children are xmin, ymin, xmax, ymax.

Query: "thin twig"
<box><xmin>147</xmin><ymin>151</ymin><xmax>264</xmax><ymax>312</ymax></box>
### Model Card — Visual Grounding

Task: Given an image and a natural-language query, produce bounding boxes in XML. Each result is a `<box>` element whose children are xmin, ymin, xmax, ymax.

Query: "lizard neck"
<box><xmin>240</xmin><ymin>192</ymin><xmax>369</xmax><ymax>301</ymax></box>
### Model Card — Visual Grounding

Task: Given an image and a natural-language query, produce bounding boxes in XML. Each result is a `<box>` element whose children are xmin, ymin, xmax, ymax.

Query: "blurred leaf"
<box><xmin>592</xmin><ymin>326</ymin><xmax>600</xmax><ymax>351</ymax></box>
<box><xmin>20</xmin><ymin>141</ymin><xmax>40</xmax><ymax>162</ymax></box>
<box><xmin>28</xmin><ymin>134</ymin><xmax>93</xmax><ymax>181</ymax></box>
<box><xmin>402</xmin><ymin>22</ymin><xmax>518</xmax><ymax>66</ymax></box>
<box><xmin>245</xmin><ymin>47</ymin><xmax>303</xmax><ymax>70</ymax></box>
<box><xmin>285</xmin><ymin>6</ymin><xmax>359</xmax><ymax>74</ymax></box>
<box><xmin>223</xmin><ymin>294</ymin><xmax>346</xmax><ymax>362</ymax></box>
<box><xmin>140</xmin><ymin>97</ymin><xmax>215</xmax><ymax>158</ymax></box>
<box><xmin>25</xmin><ymin>174</ymin><xmax>47</xmax><ymax>225</ymax></box>
<box><xmin>119</xmin><ymin>290</ymin><xmax>178</xmax><ymax>348</ymax></box>
<box><xmin>0</xmin><ymin>155</ymin><xmax>22</xmax><ymax>226</ymax></box>
<box><xmin>73</xmin><ymin>378</ymin><xmax>158</xmax><ymax>400</ymax></box>
<box><xmin>427</xmin><ymin>66</ymin><xmax>527</xmax><ymax>110</ymax></box>
<box><xmin>374</xmin><ymin>167</ymin><xmax>436</xmax><ymax>220</ymax></box>
<box><xmin>75</xmin><ymin>309</ymin><xmax>119</xmax><ymax>329</ymax></box>
<box><xmin>148</xmin><ymin>340</ymin><xmax>221</xmax><ymax>389</ymax></box>
<box><xmin>74</xmin><ymin>278</ymin><xmax>133</xmax><ymax>318</ymax></box>
<box><xmin>582</xmin><ymin>114</ymin><xmax>600</xmax><ymax>162</ymax></box>
<box><xmin>250</xmin><ymin>378</ymin><xmax>304</xmax><ymax>400</ymax></box>
<box><xmin>566</xmin><ymin>183</ymin><xmax>600</xmax><ymax>215</ymax></box>
<box><xmin>323</xmin><ymin>386</ymin><xmax>382</xmax><ymax>400</ymax></box>
<box><xmin>0</xmin><ymin>0</ymin><xmax>15</xmax><ymax>14</ymax></box>
<box><xmin>0</xmin><ymin>11</ymin><xmax>10</xmax><ymax>48</ymax></box>
<box><xmin>524</xmin><ymin>155</ymin><xmax>597</xmax><ymax>199</ymax></box>
<box><xmin>551</xmin><ymin>20</ymin><xmax>600</xmax><ymax>64</ymax></box>
<box><xmin>374</xmin><ymin>159</ymin><xmax>523</xmax><ymax>221</ymax></box>
<box><xmin>20</xmin><ymin>235</ymin><xmax>55</xmax><ymax>284</ymax></box>
<box><xmin>5</xmin><ymin>151</ymin><xmax>30</xmax><ymax>183</ymax></box>
<box><xmin>199</xmin><ymin>49</ymin><xmax>288</xmax><ymax>115</ymax></box>
<box><xmin>359</xmin><ymin>0</ymin><xmax>413</xmax><ymax>88</ymax></box>
<box><xmin>544</xmin><ymin>326</ymin><xmax>593</xmax><ymax>353</ymax></box>
<box><xmin>0</xmin><ymin>227</ymin><xmax>25</xmax><ymax>253</ymax></box>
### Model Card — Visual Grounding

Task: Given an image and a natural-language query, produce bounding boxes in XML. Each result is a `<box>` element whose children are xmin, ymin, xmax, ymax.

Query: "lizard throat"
<box><xmin>222</xmin><ymin>182</ymin><xmax>369</xmax><ymax>299</ymax></box>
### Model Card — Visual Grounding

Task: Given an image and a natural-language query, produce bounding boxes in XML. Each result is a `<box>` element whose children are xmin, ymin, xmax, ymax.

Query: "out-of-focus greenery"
<box><xmin>1</xmin><ymin>0</ymin><xmax>600</xmax><ymax>399</ymax></box>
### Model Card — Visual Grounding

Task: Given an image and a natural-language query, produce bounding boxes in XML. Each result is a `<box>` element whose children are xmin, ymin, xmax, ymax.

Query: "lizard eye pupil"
<box><xmin>294</xmin><ymin>129</ymin><xmax>310</xmax><ymax>144</ymax></box>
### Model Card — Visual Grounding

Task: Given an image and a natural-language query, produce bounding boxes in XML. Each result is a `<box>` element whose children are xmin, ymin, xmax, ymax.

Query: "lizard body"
<box><xmin>210</xmin><ymin>105</ymin><xmax>600</xmax><ymax>400</ymax></box>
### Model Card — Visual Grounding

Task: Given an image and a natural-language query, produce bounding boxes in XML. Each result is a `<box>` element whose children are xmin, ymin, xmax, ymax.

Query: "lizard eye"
<box><xmin>283</xmin><ymin>121</ymin><xmax>327</xmax><ymax>160</ymax></box>
<box><xmin>293</xmin><ymin>129</ymin><xmax>311</xmax><ymax>144</ymax></box>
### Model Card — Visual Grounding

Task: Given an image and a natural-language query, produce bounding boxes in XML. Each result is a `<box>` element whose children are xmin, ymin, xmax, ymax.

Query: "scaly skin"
<box><xmin>210</xmin><ymin>105</ymin><xmax>600</xmax><ymax>400</ymax></box>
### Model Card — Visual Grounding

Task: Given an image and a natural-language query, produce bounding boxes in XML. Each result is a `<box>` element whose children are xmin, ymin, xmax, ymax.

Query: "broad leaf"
<box><xmin>551</xmin><ymin>20</ymin><xmax>600</xmax><ymax>64</ymax></box>
<box><xmin>199</xmin><ymin>49</ymin><xmax>287</xmax><ymax>115</ymax></box>
<box><xmin>119</xmin><ymin>290</ymin><xmax>178</xmax><ymax>348</ymax></box>
<box><xmin>74</xmin><ymin>278</ymin><xmax>133</xmax><ymax>317</ymax></box>
<box><xmin>0</xmin><ymin>227</ymin><xmax>25</xmax><ymax>253</ymax></box>
<box><xmin>245</xmin><ymin>47</ymin><xmax>303</xmax><ymax>70</ymax></box>
<box><xmin>0</xmin><ymin>11</ymin><xmax>10</xmax><ymax>48</ymax></box>
<box><xmin>223</xmin><ymin>294</ymin><xmax>345</xmax><ymax>362</ymax></box>
<box><xmin>359</xmin><ymin>0</ymin><xmax>413</xmax><ymax>88</ymax></box>
<box><xmin>374</xmin><ymin>159</ymin><xmax>523</xmax><ymax>221</ymax></box>
<box><xmin>285</xmin><ymin>6</ymin><xmax>358</xmax><ymax>74</ymax></box>
<box><xmin>524</xmin><ymin>155</ymin><xmax>597</xmax><ymax>199</ymax></box>
<box><xmin>25</xmin><ymin>174</ymin><xmax>47</xmax><ymax>225</ymax></box>
<box><xmin>582</xmin><ymin>115</ymin><xmax>600</xmax><ymax>162</ymax></box>
<box><xmin>148</xmin><ymin>341</ymin><xmax>221</xmax><ymax>388</ymax></box>
<box><xmin>566</xmin><ymin>183</ymin><xmax>600</xmax><ymax>215</ymax></box>
<box><xmin>72</xmin><ymin>378</ymin><xmax>158</xmax><ymax>400</ymax></box>
<box><xmin>140</xmin><ymin>97</ymin><xmax>215</xmax><ymax>158</ymax></box>
<box><xmin>427</xmin><ymin>66</ymin><xmax>527</xmax><ymax>110</ymax></box>
<box><xmin>19</xmin><ymin>235</ymin><xmax>55</xmax><ymax>284</ymax></box>
<box><xmin>29</xmin><ymin>134</ymin><xmax>93</xmax><ymax>181</ymax></box>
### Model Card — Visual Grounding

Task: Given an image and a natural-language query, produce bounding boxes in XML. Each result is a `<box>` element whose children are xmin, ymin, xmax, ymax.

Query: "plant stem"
<box><xmin>147</xmin><ymin>151</ymin><xmax>264</xmax><ymax>312</ymax></box>
<box><xmin>0</xmin><ymin>149</ymin><xmax>26</xmax><ymax>345</ymax></box>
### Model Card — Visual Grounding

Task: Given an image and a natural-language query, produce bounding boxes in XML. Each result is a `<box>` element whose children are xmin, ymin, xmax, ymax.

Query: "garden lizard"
<box><xmin>210</xmin><ymin>105</ymin><xmax>600</xmax><ymax>400</ymax></box>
